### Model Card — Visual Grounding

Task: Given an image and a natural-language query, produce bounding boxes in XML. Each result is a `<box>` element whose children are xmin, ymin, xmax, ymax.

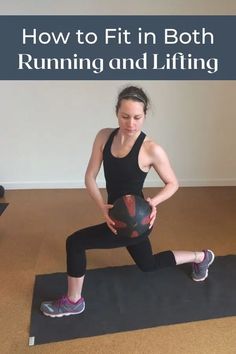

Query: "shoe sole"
<box><xmin>42</xmin><ymin>303</ymin><xmax>85</xmax><ymax>318</ymax></box>
<box><xmin>192</xmin><ymin>250</ymin><xmax>215</xmax><ymax>282</ymax></box>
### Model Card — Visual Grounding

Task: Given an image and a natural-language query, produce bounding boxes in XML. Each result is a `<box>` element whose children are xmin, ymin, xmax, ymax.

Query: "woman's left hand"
<box><xmin>146</xmin><ymin>197</ymin><xmax>157</xmax><ymax>229</ymax></box>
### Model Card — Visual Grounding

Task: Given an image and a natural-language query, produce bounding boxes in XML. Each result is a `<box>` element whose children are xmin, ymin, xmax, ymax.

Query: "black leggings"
<box><xmin>66</xmin><ymin>222</ymin><xmax>176</xmax><ymax>277</ymax></box>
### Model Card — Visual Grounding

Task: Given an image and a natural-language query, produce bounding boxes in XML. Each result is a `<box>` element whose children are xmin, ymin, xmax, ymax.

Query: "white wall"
<box><xmin>0</xmin><ymin>1</ymin><xmax>236</xmax><ymax>189</ymax></box>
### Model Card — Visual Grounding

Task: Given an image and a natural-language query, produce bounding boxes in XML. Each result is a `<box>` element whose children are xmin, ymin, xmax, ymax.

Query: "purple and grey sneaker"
<box><xmin>40</xmin><ymin>295</ymin><xmax>85</xmax><ymax>318</ymax></box>
<box><xmin>192</xmin><ymin>250</ymin><xmax>215</xmax><ymax>282</ymax></box>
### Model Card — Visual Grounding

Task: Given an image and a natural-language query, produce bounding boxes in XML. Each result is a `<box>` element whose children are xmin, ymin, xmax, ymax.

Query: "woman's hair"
<box><xmin>116</xmin><ymin>86</ymin><xmax>149</xmax><ymax>114</ymax></box>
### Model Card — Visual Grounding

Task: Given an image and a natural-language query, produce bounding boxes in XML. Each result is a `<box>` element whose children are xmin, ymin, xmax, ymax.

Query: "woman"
<box><xmin>40</xmin><ymin>86</ymin><xmax>215</xmax><ymax>318</ymax></box>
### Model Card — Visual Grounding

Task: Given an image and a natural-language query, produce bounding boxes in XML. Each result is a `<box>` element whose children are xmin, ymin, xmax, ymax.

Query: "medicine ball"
<box><xmin>109</xmin><ymin>194</ymin><xmax>152</xmax><ymax>238</ymax></box>
<box><xmin>0</xmin><ymin>185</ymin><xmax>5</xmax><ymax>198</ymax></box>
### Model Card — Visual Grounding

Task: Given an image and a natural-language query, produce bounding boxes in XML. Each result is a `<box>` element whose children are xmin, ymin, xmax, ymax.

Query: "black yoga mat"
<box><xmin>29</xmin><ymin>255</ymin><xmax>236</xmax><ymax>346</ymax></box>
<box><xmin>0</xmin><ymin>203</ymin><xmax>8</xmax><ymax>216</ymax></box>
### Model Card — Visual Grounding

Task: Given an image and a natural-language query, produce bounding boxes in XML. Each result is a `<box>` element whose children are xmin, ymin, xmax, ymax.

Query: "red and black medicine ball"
<box><xmin>109</xmin><ymin>194</ymin><xmax>152</xmax><ymax>238</ymax></box>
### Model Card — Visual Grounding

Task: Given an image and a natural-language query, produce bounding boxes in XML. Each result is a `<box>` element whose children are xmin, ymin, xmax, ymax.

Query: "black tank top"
<box><xmin>103</xmin><ymin>128</ymin><xmax>148</xmax><ymax>204</ymax></box>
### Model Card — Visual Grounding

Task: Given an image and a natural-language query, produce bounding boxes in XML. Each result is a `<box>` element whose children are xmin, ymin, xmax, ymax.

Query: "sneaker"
<box><xmin>192</xmin><ymin>250</ymin><xmax>215</xmax><ymax>282</ymax></box>
<box><xmin>40</xmin><ymin>295</ymin><xmax>85</xmax><ymax>318</ymax></box>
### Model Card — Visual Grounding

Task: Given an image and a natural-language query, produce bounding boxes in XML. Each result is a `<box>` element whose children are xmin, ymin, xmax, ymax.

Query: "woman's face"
<box><xmin>117</xmin><ymin>99</ymin><xmax>146</xmax><ymax>136</ymax></box>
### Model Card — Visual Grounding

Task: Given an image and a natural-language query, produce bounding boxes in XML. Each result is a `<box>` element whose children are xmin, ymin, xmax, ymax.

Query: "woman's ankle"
<box><xmin>67</xmin><ymin>294</ymin><xmax>81</xmax><ymax>303</ymax></box>
<box><xmin>194</xmin><ymin>251</ymin><xmax>205</xmax><ymax>263</ymax></box>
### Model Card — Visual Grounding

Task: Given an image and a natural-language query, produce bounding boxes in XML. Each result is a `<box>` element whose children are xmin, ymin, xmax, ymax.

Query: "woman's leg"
<box><xmin>127</xmin><ymin>238</ymin><xmax>176</xmax><ymax>272</ymax></box>
<box><xmin>41</xmin><ymin>222</ymin><xmax>137</xmax><ymax>317</ymax></box>
<box><xmin>41</xmin><ymin>226</ymin><xmax>214</xmax><ymax>317</ymax></box>
<box><xmin>67</xmin><ymin>275</ymin><xmax>85</xmax><ymax>302</ymax></box>
<box><xmin>127</xmin><ymin>239</ymin><xmax>214</xmax><ymax>280</ymax></box>
<box><xmin>66</xmin><ymin>249</ymin><xmax>205</xmax><ymax>303</ymax></box>
<box><xmin>65</xmin><ymin>223</ymin><xmax>145</xmax><ymax>301</ymax></box>
<box><xmin>172</xmin><ymin>250</ymin><xmax>204</xmax><ymax>264</ymax></box>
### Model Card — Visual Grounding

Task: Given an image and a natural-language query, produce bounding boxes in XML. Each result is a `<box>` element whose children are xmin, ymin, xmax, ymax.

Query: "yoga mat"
<box><xmin>0</xmin><ymin>203</ymin><xmax>8</xmax><ymax>216</ymax></box>
<box><xmin>29</xmin><ymin>255</ymin><xmax>236</xmax><ymax>346</ymax></box>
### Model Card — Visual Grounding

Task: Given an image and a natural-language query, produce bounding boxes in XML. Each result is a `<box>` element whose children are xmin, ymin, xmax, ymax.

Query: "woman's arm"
<box><xmin>84</xmin><ymin>129</ymin><xmax>107</xmax><ymax>211</ymax></box>
<box><xmin>148</xmin><ymin>143</ymin><xmax>179</xmax><ymax>207</ymax></box>
<box><xmin>144</xmin><ymin>142</ymin><xmax>179</xmax><ymax>228</ymax></box>
<box><xmin>84</xmin><ymin>129</ymin><xmax>117</xmax><ymax>233</ymax></box>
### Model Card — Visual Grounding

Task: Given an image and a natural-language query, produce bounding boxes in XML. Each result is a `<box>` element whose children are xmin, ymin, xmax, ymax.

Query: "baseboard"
<box><xmin>1</xmin><ymin>178</ymin><xmax>236</xmax><ymax>190</ymax></box>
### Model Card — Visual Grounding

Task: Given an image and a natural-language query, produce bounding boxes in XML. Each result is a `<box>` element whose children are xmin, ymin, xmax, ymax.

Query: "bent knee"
<box><xmin>66</xmin><ymin>231</ymin><xmax>83</xmax><ymax>252</ymax></box>
<box><xmin>66</xmin><ymin>234</ymin><xmax>73</xmax><ymax>252</ymax></box>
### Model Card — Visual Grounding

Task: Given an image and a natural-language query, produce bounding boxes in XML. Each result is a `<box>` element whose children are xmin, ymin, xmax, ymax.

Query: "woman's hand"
<box><xmin>146</xmin><ymin>197</ymin><xmax>157</xmax><ymax>229</ymax></box>
<box><xmin>101</xmin><ymin>204</ymin><xmax>118</xmax><ymax>235</ymax></box>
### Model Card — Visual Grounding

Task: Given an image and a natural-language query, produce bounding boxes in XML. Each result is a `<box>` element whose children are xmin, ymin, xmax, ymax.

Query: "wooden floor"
<box><xmin>1</xmin><ymin>187</ymin><xmax>236</xmax><ymax>353</ymax></box>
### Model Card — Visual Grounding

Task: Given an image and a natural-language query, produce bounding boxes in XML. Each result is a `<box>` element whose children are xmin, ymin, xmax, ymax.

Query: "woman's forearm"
<box><xmin>150</xmin><ymin>182</ymin><xmax>179</xmax><ymax>207</ymax></box>
<box><xmin>84</xmin><ymin>176</ymin><xmax>107</xmax><ymax>213</ymax></box>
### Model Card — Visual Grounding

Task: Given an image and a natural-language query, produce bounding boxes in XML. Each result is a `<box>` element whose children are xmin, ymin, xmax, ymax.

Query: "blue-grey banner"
<box><xmin>0</xmin><ymin>16</ymin><xmax>235</xmax><ymax>80</ymax></box>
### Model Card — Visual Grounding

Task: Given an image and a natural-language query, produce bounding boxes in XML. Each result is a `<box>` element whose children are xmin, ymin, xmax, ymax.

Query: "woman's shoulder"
<box><xmin>143</xmin><ymin>135</ymin><xmax>165</xmax><ymax>158</ymax></box>
<box><xmin>96</xmin><ymin>128</ymin><xmax>116</xmax><ymax>141</ymax></box>
<box><xmin>94</xmin><ymin>128</ymin><xmax>116</xmax><ymax>150</ymax></box>
<box><xmin>98</xmin><ymin>127</ymin><xmax>115</xmax><ymax>136</ymax></box>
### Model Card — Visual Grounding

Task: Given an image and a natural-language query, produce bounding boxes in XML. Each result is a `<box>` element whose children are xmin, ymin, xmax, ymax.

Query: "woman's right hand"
<box><xmin>101</xmin><ymin>204</ymin><xmax>118</xmax><ymax>235</ymax></box>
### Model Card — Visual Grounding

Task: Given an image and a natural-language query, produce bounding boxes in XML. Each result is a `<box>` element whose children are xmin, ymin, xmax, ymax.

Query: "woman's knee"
<box><xmin>136</xmin><ymin>263</ymin><xmax>155</xmax><ymax>272</ymax></box>
<box><xmin>66</xmin><ymin>231</ymin><xmax>83</xmax><ymax>253</ymax></box>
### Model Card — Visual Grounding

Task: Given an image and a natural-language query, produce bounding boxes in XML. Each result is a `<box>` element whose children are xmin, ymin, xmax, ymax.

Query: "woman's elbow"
<box><xmin>84</xmin><ymin>173</ymin><xmax>95</xmax><ymax>188</ymax></box>
<box><xmin>168</xmin><ymin>179</ymin><xmax>179</xmax><ymax>194</ymax></box>
<box><xmin>173</xmin><ymin>180</ymin><xmax>179</xmax><ymax>192</ymax></box>
<box><xmin>84</xmin><ymin>173</ymin><xmax>90</xmax><ymax>188</ymax></box>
